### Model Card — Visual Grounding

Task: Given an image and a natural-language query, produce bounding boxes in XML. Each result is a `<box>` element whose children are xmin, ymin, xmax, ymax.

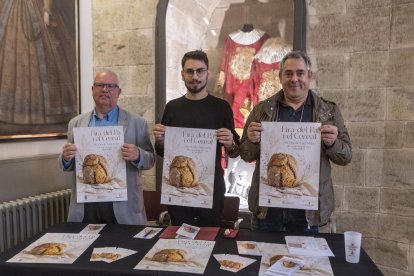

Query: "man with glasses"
<box><xmin>59</xmin><ymin>70</ymin><xmax>155</xmax><ymax>224</ymax></box>
<box><xmin>153</xmin><ymin>50</ymin><xmax>240</xmax><ymax>227</ymax></box>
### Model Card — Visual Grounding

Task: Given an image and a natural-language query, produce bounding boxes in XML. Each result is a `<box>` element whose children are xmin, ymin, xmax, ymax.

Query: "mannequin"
<box><xmin>215</xmin><ymin>27</ymin><xmax>269</xmax><ymax>129</ymax></box>
<box><xmin>241</xmin><ymin>24</ymin><xmax>254</xmax><ymax>32</ymax></box>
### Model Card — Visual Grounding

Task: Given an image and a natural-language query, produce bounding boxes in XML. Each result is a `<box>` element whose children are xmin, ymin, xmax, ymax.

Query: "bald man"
<box><xmin>59</xmin><ymin>70</ymin><xmax>155</xmax><ymax>225</ymax></box>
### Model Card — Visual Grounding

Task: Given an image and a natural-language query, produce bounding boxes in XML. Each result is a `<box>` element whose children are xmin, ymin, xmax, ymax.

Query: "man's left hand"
<box><xmin>321</xmin><ymin>124</ymin><xmax>338</xmax><ymax>147</ymax></box>
<box><xmin>121</xmin><ymin>144</ymin><xmax>140</xmax><ymax>161</ymax></box>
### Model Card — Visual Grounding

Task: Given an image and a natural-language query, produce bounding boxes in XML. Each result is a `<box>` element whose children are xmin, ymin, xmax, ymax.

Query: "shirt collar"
<box><xmin>279</xmin><ymin>91</ymin><xmax>312</xmax><ymax>108</ymax></box>
<box><xmin>93</xmin><ymin>106</ymin><xmax>119</xmax><ymax>121</ymax></box>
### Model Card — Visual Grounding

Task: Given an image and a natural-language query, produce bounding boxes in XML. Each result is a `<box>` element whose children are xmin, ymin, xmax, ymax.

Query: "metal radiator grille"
<box><xmin>0</xmin><ymin>189</ymin><xmax>71</xmax><ymax>253</ymax></box>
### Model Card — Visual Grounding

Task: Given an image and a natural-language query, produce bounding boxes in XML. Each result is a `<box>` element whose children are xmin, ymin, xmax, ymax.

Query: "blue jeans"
<box><xmin>251</xmin><ymin>207</ymin><xmax>319</xmax><ymax>233</ymax></box>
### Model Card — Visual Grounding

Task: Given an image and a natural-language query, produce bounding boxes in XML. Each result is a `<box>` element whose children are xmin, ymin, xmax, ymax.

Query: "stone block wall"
<box><xmin>92</xmin><ymin>0</ymin><xmax>414</xmax><ymax>274</ymax></box>
<box><xmin>92</xmin><ymin>0</ymin><xmax>158</xmax><ymax>190</ymax></box>
<box><xmin>309</xmin><ymin>0</ymin><xmax>414</xmax><ymax>274</ymax></box>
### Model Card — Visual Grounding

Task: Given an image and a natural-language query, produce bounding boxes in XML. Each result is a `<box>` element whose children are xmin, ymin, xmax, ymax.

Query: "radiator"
<box><xmin>0</xmin><ymin>189</ymin><xmax>71</xmax><ymax>253</ymax></box>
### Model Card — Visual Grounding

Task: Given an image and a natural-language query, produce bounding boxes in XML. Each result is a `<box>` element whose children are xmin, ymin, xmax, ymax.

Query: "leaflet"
<box><xmin>285</xmin><ymin>236</ymin><xmax>334</xmax><ymax>257</ymax></box>
<box><xmin>161</xmin><ymin>127</ymin><xmax>216</xmax><ymax>208</ymax></box>
<box><xmin>259</xmin><ymin>122</ymin><xmax>321</xmax><ymax>210</ymax></box>
<box><xmin>134</xmin><ymin>238</ymin><xmax>215</xmax><ymax>274</ymax></box>
<box><xmin>7</xmin><ymin>233</ymin><xmax>99</xmax><ymax>264</ymax></box>
<box><xmin>73</xmin><ymin>126</ymin><xmax>127</xmax><ymax>203</ymax></box>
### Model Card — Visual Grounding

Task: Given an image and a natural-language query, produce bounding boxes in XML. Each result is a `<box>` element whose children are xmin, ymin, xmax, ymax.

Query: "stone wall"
<box><xmin>92</xmin><ymin>0</ymin><xmax>414</xmax><ymax>274</ymax></box>
<box><xmin>92</xmin><ymin>0</ymin><xmax>157</xmax><ymax>190</ymax></box>
<box><xmin>309</xmin><ymin>0</ymin><xmax>414</xmax><ymax>275</ymax></box>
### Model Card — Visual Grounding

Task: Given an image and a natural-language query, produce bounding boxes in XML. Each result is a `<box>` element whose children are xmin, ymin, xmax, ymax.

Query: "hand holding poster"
<box><xmin>259</xmin><ymin>122</ymin><xmax>321</xmax><ymax>210</ymax></box>
<box><xmin>161</xmin><ymin>127</ymin><xmax>217</xmax><ymax>208</ymax></box>
<box><xmin>73</xmin><ymin>126</ymin><xmax>127</xmax><ymax>203</ymax></box>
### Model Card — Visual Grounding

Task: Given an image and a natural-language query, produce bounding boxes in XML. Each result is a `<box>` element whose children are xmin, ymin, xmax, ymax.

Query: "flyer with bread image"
<box><xmin>259</xmin><ymin>122</ymin><xmax>321</xmax><ymax>210</ymax></box>
<box><xmin>161</xmin><ymin>127</ymin><xmax>216</xmax><ymax>208</ymax></box>
<box><xmin>73</xmin><ymin>126</ymin><xmax>127</xmax><ymax>203</ymax></box>
<box><xmin>7</xmin><ymin>233</ymin><xmax>99</xmax><ymax>264</ymax></box>
<box><xmin>258</xmin><ymin>243</ymin><xmax>333</xmax><ymax>275</ymax></box>
<box><xmin>134</xmin><ymin>238</ymin><xmax>215</xmax><ymax>274</ymax></box>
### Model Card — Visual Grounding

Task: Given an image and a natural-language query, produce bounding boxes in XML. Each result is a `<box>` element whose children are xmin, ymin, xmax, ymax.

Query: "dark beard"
<box><xmin>185</xmin><ymin>81</ymin><xmax>207</xmax><ymax>94</ymax></box>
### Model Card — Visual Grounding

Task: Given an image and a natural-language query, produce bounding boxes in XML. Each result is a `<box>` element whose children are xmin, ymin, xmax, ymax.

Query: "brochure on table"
<box><xmin>265</xmin><ymin>256</ymin><xmax>305</xmax><ymax>276</ymax></box>
<box><xmin>90</xmin><ymin>247</ymin><xmax>137</xmax><ymax>263</ymax></box>
<box><xmin>258</xmin><ymin>243</ymin><xmax>334</xmax><ymax>276</ymax></box>
<box><xmin>73</xmin><ymin>126</ymin><xmax>127</xmax><ymax>203</ymax></box>
<box><xmin>237</xmin><ymin>241</ymin><xmax>262</xmax><ymax>256</ymax></box>
<box><xmin>134</xmin><ymin>238</ymin><xmax>215</xmax><ymax>274</ymax></box>
<box><xmin>176</xmin><ymin>223</ymin><xmax>200</xmax><ymax>239</ymax></box>
<box><xmin>285</xmin><ymin>236</ymin><xmax>334</xmax><ymax>257</ymax></box>
<box><xmin>259</xmin><ymin>122</ymin><xmax>321</xmax><ymax>210</ymax></box>
<box><xmin>80</xmin><ymin>224</ymin><xmax>106</xmax><ymax>234</ymax></box>
<box><xmin>134</xmin><ymin>227</ymin><xmax>163</xmax><ymax>239</ymax></box>
<box><xmin>159</xmin><ymin>226</ymin><xmax>219</xmax><ymax>241</ymax></box>
<box><xmin>7</xmin><ymin>233</ymin><xmax>99</xmax><ymax>264</ymax></box>
<box><xmin>161</xmin><ymin>127</ymin><xmax>217</xmax><ymax>208</ymax></box>
<box><xmin>213</xmin><ymin>254</ymin><xmax>257</xmax><ymax>273</ymax></box>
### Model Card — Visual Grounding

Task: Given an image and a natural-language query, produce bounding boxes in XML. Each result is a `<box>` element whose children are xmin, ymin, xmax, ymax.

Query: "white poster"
<box><xmin>258</xmin><ymin>243</ymin><xmax>333</xmax><ymax>276</ymax></box>
<box><xmin>73</xmin><ymin>126</ymin><xmax>127</xmax><ymax>203</ymax></box>
<box><xmin>259</xmin><ymin>122</ymin><xmax>321</xmax><ymax>210</ymax></box>
<box><xmin>161</xmin><ymin>127</ymin><xmax>217</xmax><ymax>208</ymax></box>
<box><xmin>134</xmin><ymin>238</ymin><xmax>215</xmax><ymax>274</ymax></box>
<box><xmin>7</xmin><ymin>233</ymin><xmax>99</xmax><ymax>264</ymax></box>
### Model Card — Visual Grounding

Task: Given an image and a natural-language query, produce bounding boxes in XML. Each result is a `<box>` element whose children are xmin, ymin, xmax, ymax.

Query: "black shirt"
<box><xmin>276</xmin><ymin>93</ymin><xmax>313</xmax><ymax>123</ymax></box>
<box><xmin>157</xmin><ymin>94</ymin><xmax>239</xmax><ymax>196</ymax></box>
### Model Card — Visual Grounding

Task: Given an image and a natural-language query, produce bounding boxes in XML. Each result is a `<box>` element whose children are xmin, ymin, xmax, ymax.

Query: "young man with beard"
<box><xmin>153</xmin><ymin>50</ymin><xmax>240</xmax><ymax>227</ymax></box>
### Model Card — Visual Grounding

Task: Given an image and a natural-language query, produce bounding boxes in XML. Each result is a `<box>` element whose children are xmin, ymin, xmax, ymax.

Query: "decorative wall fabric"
<box><xmin>0</xmin><ymin>0</ymin><xmax>77</xmax><ymax>125</ymax></box>
<box><xmin>252</xmin><ymin>37</ymin><xmax>291</xmax><ymax>102</ymax></box>
<box><xmin>218</xmin><ymin>28</ymin><xmax>269</xmax><ymax>129</ymax></box>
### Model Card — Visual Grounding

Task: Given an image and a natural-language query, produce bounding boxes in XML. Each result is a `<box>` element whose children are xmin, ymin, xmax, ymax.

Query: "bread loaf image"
<box><xmin>269</xmin><ymin>255</ymin><xmax>308</xmax><ymax>270</ymax></box>
<box><xmin>29</xmin><ymin>242</ymin><xmax>67</xmax><ymax>255</ymax></box>
<box><xmin>169</xmin><ymin>156</ymin><xmax>197</xmax><ymax>188</ymax></box>
<box><xmin>240</xmin><ymin>243</ymin><xmax>256</xmax><ymax>250</ymax></box>
<box><xmin>269</xmin><ymin>255</ymin><xmax>283</xmax><ymax>266</ymax></box>
<box><xmin>91</xmin><ymin>252</ymin><xmax>121</xmax><ymax>261</ymax></box>
<box><xmin>219</xmin><ymin>259</ymin><xmax>242</xmax><ymax>269</ymax></box>
<box><xmin>151</xmin><ymin>249</ymin><xmax>187</xmax><ymax>262</ymax></box>
<box><xmin>267</xmin><ymin>153</ymin><xmax>298</xmax><ymax>188</ymax></box>
<box><xmin>82</xmin><ymin>154</ymin><xmax>110</xmax><ymax>184</ymax></box>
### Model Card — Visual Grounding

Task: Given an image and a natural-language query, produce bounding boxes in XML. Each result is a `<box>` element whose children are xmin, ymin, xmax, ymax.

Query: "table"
<box><xmin>0</xmin><ymin>223</ymin><xmax>383</xmax><ymax>276</ymax></box>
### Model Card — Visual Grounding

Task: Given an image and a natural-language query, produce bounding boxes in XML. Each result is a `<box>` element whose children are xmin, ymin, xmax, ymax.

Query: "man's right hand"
<box><xmin>247</xmin><ymin>122</ymin><xmax>263</xmax><ymax>143</ymax></box>
<box><xmin>62</xmin><ymin>143</ymin><xmax>77</xmax><ymax>161</ymax></box>
<box><xmin>153</xmin><ymin>123</ymin><xmax>166</xmax><ymax>144</ymax></box>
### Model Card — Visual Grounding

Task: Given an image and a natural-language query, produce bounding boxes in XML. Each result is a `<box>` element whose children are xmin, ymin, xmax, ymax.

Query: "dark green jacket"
<box><xmin>239</xmin><ymin>90</ymin><xmax>352</xmax><ymax>226</ymax></box>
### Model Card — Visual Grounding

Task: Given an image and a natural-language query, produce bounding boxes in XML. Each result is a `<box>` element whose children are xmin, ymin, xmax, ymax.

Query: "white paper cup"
<box><xmin>344</xmin><ymin>231</ymin><xmax>362</xmax><ymax>263</ymax></box>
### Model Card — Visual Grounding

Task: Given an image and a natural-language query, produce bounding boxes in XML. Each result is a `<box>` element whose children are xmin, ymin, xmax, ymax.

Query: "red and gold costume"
<box><xmin>252</xmin><ymin>37</ymin><xmax>291</xmax><ymax>102</ymax></box>
<box><xmin>219</xmin><ymin>29</ymin><xmax>269</xmax><ymax>128</ymax></box>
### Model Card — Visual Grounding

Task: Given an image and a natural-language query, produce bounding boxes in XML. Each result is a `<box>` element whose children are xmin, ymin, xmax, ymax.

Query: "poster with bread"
<box><xmin>134</xmin><ymin>238</ymin><xmax>215</xmax><ymax>274</ymax></box>
<box><xmin>73</xmin><ymin>126</ymin><xmax>127</xmax><ymax>203</ymax></box>
<box><xmin>259</xmin><ymin>122</ymin><xmax>321</xmax><ymax>210</ymax></box>
<box><xmin>7</xmin><ymin>233</ymin><xmax>99</xmax><ymax>264</ymax></box>
<box><xmin>161</xmin><ymin>127</ymin><xmax>217</xmax><ymax>208</ymax></box>
<box><xmin>257</xmin><ymin>243</ymin><xmax>333</xmax><ymax>275</ymax></box>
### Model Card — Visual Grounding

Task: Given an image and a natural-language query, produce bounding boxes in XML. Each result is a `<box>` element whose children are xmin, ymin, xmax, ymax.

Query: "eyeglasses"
<box><xmin>183</xmin><ymin>68</ymin><xmax>207</xmax><ymax>77</ymax></box>
<box><xmin>93</xmin><ymin>83</ymin><xmax>119</xmax><ymax>90</ymax></box>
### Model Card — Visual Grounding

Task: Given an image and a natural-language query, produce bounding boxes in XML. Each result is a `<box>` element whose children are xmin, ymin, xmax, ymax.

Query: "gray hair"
<box><xmin>280</xmin><ymin>50</ymin><xmax>312</xmax><ymax>72</ymax></box>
